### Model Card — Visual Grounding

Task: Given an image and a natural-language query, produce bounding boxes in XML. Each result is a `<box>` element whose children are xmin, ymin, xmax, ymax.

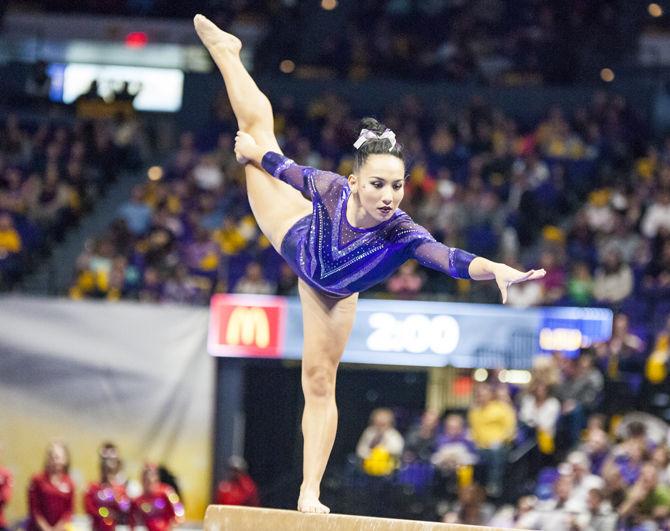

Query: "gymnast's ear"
<box><xmin>347</xmin><ymin>173</ymin><xmax>358</xmax><ymax>193</ymax></box>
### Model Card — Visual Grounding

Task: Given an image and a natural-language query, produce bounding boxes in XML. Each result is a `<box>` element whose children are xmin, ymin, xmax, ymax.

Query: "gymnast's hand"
<box><xmin>234</xmin><ymin>131</ymin><xmax>264</xmax><ymax>165</ymax></box>
<box><xmin>493</xmin><ymin>263</ymin><xmax>546</xmax><ymax>304</ymax></box>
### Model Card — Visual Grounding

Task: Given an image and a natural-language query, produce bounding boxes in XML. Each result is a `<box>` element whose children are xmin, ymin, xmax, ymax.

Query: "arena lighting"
<box><xmin>473</xmin><ymin>368</ymin><xmax>488</xmax><ymax>382</ymax></box>
<box><xmin>498</xmin><ymin>370</ymin><xmax>531</xmax><ymax>385</ymax></box>
<box><xmin>125</xmin><ymin>32</ymin><xmax>149</xmax><ymax>48</ymax></box>
<box><xmin>600</xmin><ymin>68</ymin><xmax>615</xmax><ymax>82</ymax></box>
<box><xmin>321</xmin><ymin>0</ymin><xmax>338</xmax><ymax>10</ymax></box>
<box><xmin>279</xmin><ymin>59</ymin><xmax>295</xmax><ymax>74</ymax></box>
<box><xmin>147</xmin><ymin>166</ymin><xmax>163</xmax><ymax>181</ymax></box>
<box><xmin>649</xmin><ymin>3</ymin><xmax>663</xmax><ymax>17</ymax></box>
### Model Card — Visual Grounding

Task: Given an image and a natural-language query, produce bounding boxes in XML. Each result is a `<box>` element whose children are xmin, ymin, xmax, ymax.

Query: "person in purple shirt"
<box><xmin>194</xmin><ymin>14</ymin><xmax>546</xmax><ymax>514</ymax></box>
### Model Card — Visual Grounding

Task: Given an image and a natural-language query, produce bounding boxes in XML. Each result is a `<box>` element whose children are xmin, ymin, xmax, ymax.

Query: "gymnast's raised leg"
<box><xmin>193</xmin><ymin>14</ymin><xmax>311</xmax><ymax>251</ymax></box>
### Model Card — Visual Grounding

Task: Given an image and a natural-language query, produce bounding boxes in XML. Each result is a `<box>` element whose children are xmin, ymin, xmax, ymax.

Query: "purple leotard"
<box><xmin>262</xmin><ymin>152</ymin><xmax>477</xmax><ymax>298</ymax></box>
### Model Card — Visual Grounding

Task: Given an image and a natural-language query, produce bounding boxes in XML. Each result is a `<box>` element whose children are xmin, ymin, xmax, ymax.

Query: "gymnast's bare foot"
<box><xmin>193</xmin><ymin>14</ymin><xmax>242</xmax><ymax>54</ymax></box>
<box><xmin>297</xmin><ymin>490</ymin><xmax>330</xmax><ymax>514</ymax></box>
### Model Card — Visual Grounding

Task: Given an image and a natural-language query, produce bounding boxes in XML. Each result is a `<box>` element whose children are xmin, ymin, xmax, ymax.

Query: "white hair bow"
<box><xmin>353</xmin><ymin>128</ymin><xmax>397</xmax><ymax>150</ymax></box>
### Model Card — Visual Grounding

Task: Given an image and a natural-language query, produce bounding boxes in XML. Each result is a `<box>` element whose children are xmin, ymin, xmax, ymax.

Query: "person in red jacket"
<box><xmin>131</xmin><ymin>464</ymin><xmax>183</xmax><ymax>531</ymax></box>
<box><xmin>84</xmin><ymin>442</ymin><xmax>131</xmax><ymax>531</ymax></box>
<box><xmin>215</xmin><ymin>456</ymin><xmax>259</xmax><ymax>506</ymax></box>
<box><xmin>27</xmin><ymin>441</ymin><xmax>74</xmax><ymax>531</ymax></box>
<box><xmin>0</xmin><ymin>444</ymin><xmax>13</xmax><ymax>531</ymax></box>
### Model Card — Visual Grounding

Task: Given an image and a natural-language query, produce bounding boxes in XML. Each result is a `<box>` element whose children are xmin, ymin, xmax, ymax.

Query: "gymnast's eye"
<box><xmin>371</xmin><ymin>181</ymin><xmax>383</xmax><ymax>189</ymax></box>
<box><xmin>393</xmin><ymin>183</ymin><xmax>403</xmax><ymax>190</ymax></box>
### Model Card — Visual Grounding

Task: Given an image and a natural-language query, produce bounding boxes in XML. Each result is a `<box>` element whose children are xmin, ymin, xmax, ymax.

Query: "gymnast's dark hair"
<box><xmin>353</xmin><ymin>117</ymin><xmax>404</xmax><ymax>172</ymax></box>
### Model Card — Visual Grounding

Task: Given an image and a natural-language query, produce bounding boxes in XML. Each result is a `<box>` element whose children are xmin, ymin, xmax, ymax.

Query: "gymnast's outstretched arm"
<box><xmin>412</xmin><ymin>241</ymin><xmax>545</xmax><ymax>303</ymax></box>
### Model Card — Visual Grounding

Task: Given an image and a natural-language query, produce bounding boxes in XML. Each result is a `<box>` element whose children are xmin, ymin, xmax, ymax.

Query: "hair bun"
<box><xmin>359</xmin><ymin>117</ymin><xmax>386</xmax><ymax>136</ymax></box>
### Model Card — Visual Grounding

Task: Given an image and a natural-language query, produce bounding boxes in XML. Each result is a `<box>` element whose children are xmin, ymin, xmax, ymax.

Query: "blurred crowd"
<box><xmin>0</xmin><ymin>113</ymin><xmax>146</xmax><ymax>289</ymax></box>
<box><xmin>9</xmin><ymin>0</ymin><xmax>642</xmax><ymax>84</ymax></box>
<box><xmin>349</xmin><ymin>347</ymin><xmax>670</xmax><ymax>529</ymax></box>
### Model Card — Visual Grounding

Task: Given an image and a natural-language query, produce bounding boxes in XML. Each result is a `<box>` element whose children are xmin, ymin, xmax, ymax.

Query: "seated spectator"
<box><xmin>592</xmin><ymin>248</ymin><xmax>633</xmax><ymax>306</ymax></box>
<box><xmin>642</xmin><ymin>239</ymin><xmax>670</xmax><ymax>299</ymax></box>
<box><xmin>84</xmin><ymin>442</ymin><xmax>131</xmax><ymax>531</ymax></box>
<box><xmin>276</xmin><ymin>262</ymin><xmax>298</xmax><ymax>296</ymax></box>
<box><xmin>356</xmin><ymin>408</ymin><xmax>404</xmax><ymax>477</ymax></box>
<box><xmin>578</xmin><ymin>416</ymin><xmax>611</xmax><ymax>476</ymax></box>
<box><xmin>28</xmin><ymin>441</ymin><xmax>74</xmax><ymax>531</ymax></box>
<box><xmin>467</xmin><ymin>382</ymin><xmax>516</xmax><ymax>498</ymax></box>
<box><xmin>403</xmin><ymin>409</ymin><xmax>439</xmax><ymax>463</ymax></box>
<box><xmin>131</xmin><ymin>464</ymin><xmax>184</xmax><ymax>531</ymax></box>
<box><xmin>573</xmin><ymin>488</ymin><xmax>617</xmax><ymax>531</ymax></box>
<box><xmin>117</xmin><ymin>185</ymin><xmax>152</xmax><ymax>236</ymax></box>
<box><xmin>530</xmin><ymin>472</ymin><xmax>577</xmax><ymax>531</ymax></box>
<box><xmin>233</xmin><ymin>261</ymin><xmax>275</xmax><ymax>295</ymax></box>
<box><xmin>555</xmin><ymin>350</ymin><xmax>604</xmax><ymax>448</ymax></box>
<box><xmin>641</xmin><ymin>187</ymin><xmax>670</xmax><ymax>239</ymax></box>
<box><xmin>618</xmin><ymin>462</ymin><xmax>670</xmax><ymax>529</ymax></box>
<box><xmin>215</xmin><ymin>456</ymin><xmax>260</xmax><ymax>507</ymax></box>
<box><xmin>518</xmin><ymin>379</ymin><xmax>561</xmax><ymax>456</ymax></box>
<box><xmin>488</xmin><ymin>495</ymin><xmax>540</xmax><ymax>529</ymax></box>
<box><xmin>442</xmin><ymin>483</ymin><xmax>494</xmax><ymax>526</ymax></box>
<box><xmin>431</xmin><ymin>413</ymin><xmax>478</xmax><ymax>472</ymax></box>
<box><xmin>566</xmin><ymin>261</ymin><xmax>594</xmax><ymax>306</ymax></box>
<box><xmin>537</xmin><ymin>249</ymin><xmax>566</xmax><ymax>305</ymax></box>
<box><xmin>594</xmin><ymin>313</ymin><xmax>645</xmax><ymax>415</ymax></box>
<box><xmin>386</xmin><ymin>260</ymin><xmax>425</xmax><ymax>299</ymax></box>
<box><xmin>563</xmin><ymin>451</ymin><xmax>604</xmax><ymax>513</ymax></box>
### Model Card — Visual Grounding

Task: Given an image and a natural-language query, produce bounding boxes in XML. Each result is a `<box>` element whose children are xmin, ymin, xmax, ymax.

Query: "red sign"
<box><xmin>208</xmin><ymin>294</ymin><xmax>286</xmax><ymax>358</ymax></box>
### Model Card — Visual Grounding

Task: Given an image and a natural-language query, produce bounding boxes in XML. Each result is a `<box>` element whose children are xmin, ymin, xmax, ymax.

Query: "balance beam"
<box><xmin>205</xmin><ymin>505</ymin><xmax>516</xmax><ymax>531</ymax></box>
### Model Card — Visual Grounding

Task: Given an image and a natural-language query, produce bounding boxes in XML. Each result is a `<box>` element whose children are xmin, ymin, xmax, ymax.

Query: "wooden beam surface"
<box><xmin>204</xmin><ymin>505</ymin><xmax>518</xmax><ymax>531</ymax></box>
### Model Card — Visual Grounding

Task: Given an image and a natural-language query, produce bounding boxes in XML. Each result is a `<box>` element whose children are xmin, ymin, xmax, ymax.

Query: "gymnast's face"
<box><xmin>349</xmin><ymin>154</ymin><xmax>405</xmax><ymax>223</ymax></box>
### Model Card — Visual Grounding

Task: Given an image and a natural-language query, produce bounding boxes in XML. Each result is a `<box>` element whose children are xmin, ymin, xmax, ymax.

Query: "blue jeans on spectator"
<box><xmin>477</xmin><ymin>445</ymin><xmax>508</xmax><ymax>497</ymax></box>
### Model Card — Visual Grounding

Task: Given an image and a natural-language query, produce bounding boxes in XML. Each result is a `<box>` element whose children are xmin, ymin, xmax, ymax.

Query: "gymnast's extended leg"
<box><xmin>194</xmin><ymin>15</ymin><xmax>311</xmax><ymax>250</ymax></box>
<box><xmin>297</xmin><ymin>280</ymin><xmax>358</xmax><ymax>513</ymax></box>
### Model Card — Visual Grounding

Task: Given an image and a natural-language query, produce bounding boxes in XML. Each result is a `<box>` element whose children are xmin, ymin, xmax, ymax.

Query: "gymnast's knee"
<box><xmin>302</xmin><ymin>364</ymin><xmax>336</xmax><ymax>399</ymax></box>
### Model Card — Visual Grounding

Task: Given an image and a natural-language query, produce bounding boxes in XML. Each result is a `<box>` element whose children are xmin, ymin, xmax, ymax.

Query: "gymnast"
<box><xmin>194</xmin><ymin>14</ymin><xmax>545</xmax><ymax>514</ymax></box>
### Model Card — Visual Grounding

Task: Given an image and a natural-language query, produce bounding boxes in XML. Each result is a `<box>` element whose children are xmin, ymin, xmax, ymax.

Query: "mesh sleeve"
<box><xmin>261</xmin><ymin>151</ymin><xmax>345</xmax><ymax>199</ymax></box>
<box><xmin>412</xmin><ymin>240</ymin><xmax>477</xmax><ymax>280</ymax></box>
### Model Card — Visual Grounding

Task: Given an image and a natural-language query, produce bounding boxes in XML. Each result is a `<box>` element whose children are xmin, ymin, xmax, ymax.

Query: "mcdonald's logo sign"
<box><xmin>208</xmin><ymin>294</ymin><xmax>286</xmax><ymax>357</ymax></box>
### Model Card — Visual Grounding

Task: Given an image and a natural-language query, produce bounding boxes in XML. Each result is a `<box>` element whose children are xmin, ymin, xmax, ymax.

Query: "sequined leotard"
<box><xmin>262</xmin><ymin>152</ymin><xmax>477</xmax><ymax>298</ymax></box>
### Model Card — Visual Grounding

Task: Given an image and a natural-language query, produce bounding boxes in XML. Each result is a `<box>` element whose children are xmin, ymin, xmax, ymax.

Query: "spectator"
<box><xmin>84</xmin><ymin>442</ymin><xmax>131</xmax><ymax>531</ymax></box>
<box><xmin>442</xmin><ymin>483</ymin><xmax>494</xmax><ymax>526</ymax></box>
<box><xmin>0</xmin><ymin>444</ymin><xmax>11</xmax><ymax>531</ymax></box>
<box><xmin>618</xmin><ymin>462</ymin><xmax>670</xmax><ymax>528</ymax></box>
<box><xmin>356</xmin><ymin>408</ymin><xmax>404</xmax><ymax>477</ymax></box>
<box><xmin>431</xmin><ymin>413</ymin><xmax>478</xmax><ymax>471</ymax></box>
<box><xmin>131</xmin><ymin>464</ymin><xmax>184</xmax><ymax>531</ymax></box>
<box><xmin>573</xmin><ymin>488</ymin><xmax>617</xmax><ymax>531</ymax></box>
<box><xmin>386</xmin><ymin>260</ymin><xmax>425</xmax><ymax>299</ymax></box>
<box><xmin>566</xmin><ymin>261</ymin><xmax>594</xmax><ymax>306</ymax></box>
<box><xmin>28</xmin><ymin>441</ymin><xmax>74</xmax><ymax>531</ymax></box>
<box><xmin>518</xmin><ymin>379</ymin><xmax>561</xmax><ymax>455</ymax></box>
<box><xmin>646</xmin><ymin>314</ymin><xmax>670</xmax><ymax>384</ymax></box>
<box><xmin>592</xmin><ymin>248</ymin><xmax>633</xmax><ymax>306</ymax></box>
<box><xmin>467</xmin><ymin>382</ymin><xmax>516</xmax><ymax>498</ymax></box>
<box><xmin>531</xmin><ymin>472</ymin><xmax>577</xmax><ymax>531</ymax></box>
<box><xmin>215</xmin><ymin>456</ymin><xmax>260</xmax><ymax>507</ymax></box>
<box><xmin>233</xmin><ymin>261</ymin><xmax>275</xmax><ymax>295</ymax></box>
<box><xmin>555</xmin><ymin>351</ymin><xmax>604</xmax><ymax>448</ymax></box>
<box><xmin>403</xmin><ymin>409</ymin><xmax>439</xmax><ymax>463</ymax></box>
<box><xmin>564</xmin><ymin>451</ymin><xmax>605</xmax><ymax>513</ymax></box>
<box><xmin>117</xmin><ymin>185</ymin><xmax>152</xmax><ymax>236</ymax></box>
<box><xmin>641</xmin><ymin>187</ymin><xmax>670</xmax><ymax>239</ymax></box>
